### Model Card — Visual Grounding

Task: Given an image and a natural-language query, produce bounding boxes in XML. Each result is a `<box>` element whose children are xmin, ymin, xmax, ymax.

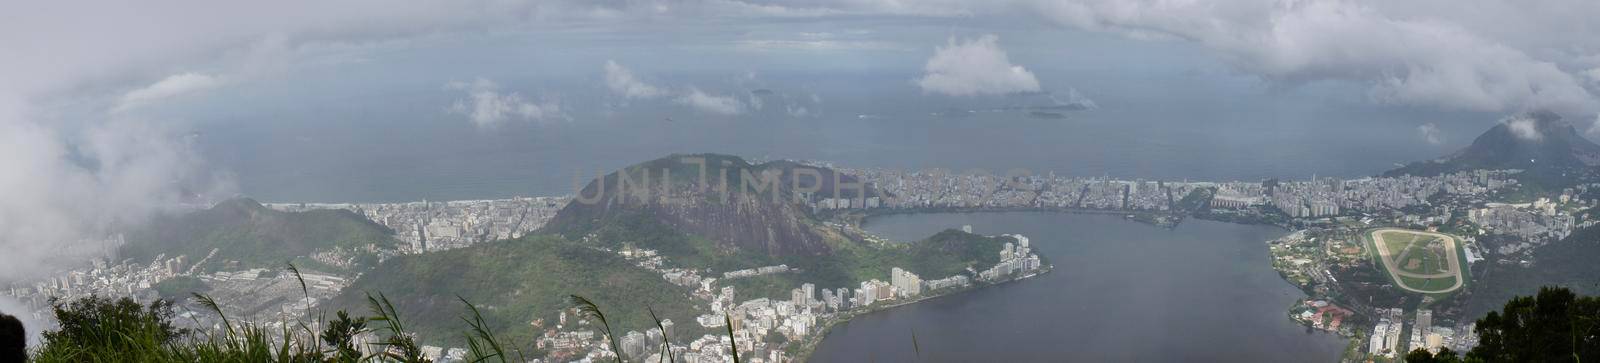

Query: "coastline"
<box><xmin>790</xmin><ymin>266</ymin><xmax>1054</xmax><ymax>361</ymax></box>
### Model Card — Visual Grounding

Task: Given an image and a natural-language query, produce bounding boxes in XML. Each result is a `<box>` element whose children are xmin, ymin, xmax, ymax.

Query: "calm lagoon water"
<box><xmin>810</xmin><ymin>212</ymin><xmax>1348</xmax><ymax>362</ymax></box>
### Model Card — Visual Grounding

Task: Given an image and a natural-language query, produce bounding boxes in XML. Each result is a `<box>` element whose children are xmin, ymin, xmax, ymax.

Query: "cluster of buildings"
<box><xmin>22</xmin><ymin>161</ymin><xmax>1581</xmax><ymax>362</ymax></box>
<box><xmin>266</xmin><ymin>196</ymin><xmax>569</xmax><ymax>253</ymax></box>
<box><xmin>521</xmin><ymin>231</ymin><xmax>1047</xmax><ymax>362</ymax></box>
<box><xmin>199</xmin><ymin>267</ymin><xmax>349</xmax><ymax>323</ymax></box>
<box><xmin>1292</xmin><ymin>300</ymin><xmax>1353</xmax><ymax>332</ymax></box>
<box><xmin>1211</xmin><ymin>183</ymin><xmax>1267</xmax><ymax>209</ymax></box>
<box><xmin>1368</xmin><ymin>308</ymin><xmax>1407</xmax><ymax>358</ymax></box>
<box><xmin>1366</xmin><ymin>308</ymin><xmax>1471</xmax><ymax>359</ymax></box>
<box><xmin>722</xmin><ymin>265</ymin><xmax>791</xmax><ymax>279</ymax></box>
<box><xmin>1468</xmin><ymin>198</ymin><xmax>1578</xmax><ymax>246</ymax></box>
<box><xmin>1407</xmin><ymin>309</ymin><xmax>1462</xmax><ymax>355</ymax></box>
<box><xmin>978</xmin><ymin>235</ymin><xmax>1044</xmax><ymax>281</ymax></box>
<box><xmin>5</xmin><ymin>249</ymin><xmax>356</xmax><ymax>342</ymax></box>
<box><xmin>837</xmin><ymin>168</ymin><xmax>1204</xmax><ymax>212</ymax></box>
<box><xmin>1211</xmin><ymin>171</ymin><xmax>1518</xmax><ymax>218</ymax></box>
<box><xmin>824</xmin><ymin>168</ymin><xmax>1517</xmax><ymax>222</ymax></box>
<box><xmin>4</xmin><ymin>252</ymin><xmax>185</xmax><ymax>321</ymax></box>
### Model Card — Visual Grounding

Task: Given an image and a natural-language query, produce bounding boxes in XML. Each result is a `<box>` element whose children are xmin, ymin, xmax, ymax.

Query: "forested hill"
<box><xmin>329</xmin><ymin>234</ymin><xmax>698</xmax><ymax>347</ymax></box>
<box><xmin>117</xmin><ymin>198</ymin><xmax>397</xmax><ymax>272</ymax></box>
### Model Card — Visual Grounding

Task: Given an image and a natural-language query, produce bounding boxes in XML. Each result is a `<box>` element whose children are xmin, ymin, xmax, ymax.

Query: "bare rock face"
<box><xmin>544</xmin><ymin>154</ymin><xmax>878</xmax><ymax>257</ymax></box>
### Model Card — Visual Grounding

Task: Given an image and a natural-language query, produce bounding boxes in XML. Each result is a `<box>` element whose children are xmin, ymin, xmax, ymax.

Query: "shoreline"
<box><xmin>240</xmin><ymin>196</ymin><xmax>1447</xmax><ymax>361</ymax></box>
<box><xmin>790</xmin><ymin>267</ymin><xmax>1054</xmax><ymax>361</ymax></box>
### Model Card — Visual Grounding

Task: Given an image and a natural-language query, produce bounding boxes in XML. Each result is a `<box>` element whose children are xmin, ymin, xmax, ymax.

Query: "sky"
<box><xmin>3</xmin><ymin>0</ymin><xmax>1600</xmax><ymax>284</ymax></box>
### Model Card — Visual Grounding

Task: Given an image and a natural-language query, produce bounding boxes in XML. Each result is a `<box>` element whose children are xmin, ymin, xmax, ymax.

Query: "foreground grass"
<box><xmin>26</xmin><ymin>263</ymin><xmax>739</xmax><ymax>363</ymax></box>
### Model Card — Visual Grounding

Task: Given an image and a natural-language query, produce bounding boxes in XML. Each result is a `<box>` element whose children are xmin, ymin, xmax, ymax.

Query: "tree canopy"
<box><xmin>1407</xmin><ymin>286</ymin><xmax>1599</xmax><ymax>362</ymax></box>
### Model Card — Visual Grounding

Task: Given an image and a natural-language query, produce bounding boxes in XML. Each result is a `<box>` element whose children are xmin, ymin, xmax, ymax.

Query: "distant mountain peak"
<box><xmin>1387</xmin><ymin>111</ymin><xmax>1600</xmax><ymax>182</ymax></box>
<box><xmin>1498</xmin><ymin>110</ymin><xmax>1574</xmax><ymax>142</ymax></box>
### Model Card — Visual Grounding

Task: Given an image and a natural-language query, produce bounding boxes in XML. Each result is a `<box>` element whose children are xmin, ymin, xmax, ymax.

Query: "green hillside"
<box><xmin>590</xmin><ymin>215</ymin><xmax>1023</xmax><ymax>301</ymax></box>
<box><xmin>118</xmin><ymin>198</ymin><xmax>397</xmax><ymax>272</ymax></box>
<box><xmin>544</xmin><ymin>154</ymin><xmax>1027</xmax><ymax>300</ymax></box>
<box><xmin>330</xmin><ymin>234</ymin><xmax>698</xmax><ymax>347</ymax></box>
<box><xmin>1463</xmin><ymin>224</ymin><xmax>1600</xmax><ymax>319</ymax></box>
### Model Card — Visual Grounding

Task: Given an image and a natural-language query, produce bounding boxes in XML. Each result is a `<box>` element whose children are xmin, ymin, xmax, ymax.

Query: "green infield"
<box><xmin>1369</xmin><ymin>228</ymin><xmax>1465</xmax><ymax>294</ymax></box>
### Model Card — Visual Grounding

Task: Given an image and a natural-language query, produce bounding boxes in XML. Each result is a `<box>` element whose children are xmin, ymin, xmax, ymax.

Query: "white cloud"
<box><xmin>915</xmin><ymin>35</ymin><xmax>1041</xmax><ymax>96</ymax></box>
<box><xmin>1024</xmin><ymin>0</ymin><xmax>1600</xmax><ymax>115</ymax></box>
<box><xmin>0</xmin><ymin>112</ymin><xmax>231</xmax><ymax>283</ymax></box>
<box><xmin>676</xmin><ymin>87</ymin><xmax>744</xmax><ymax>115</ymax></box>
<box><xmin>786</xmin><ymin>104</ymin><xmax>811</xmax><ymax>118</ymax></box>
<box><xmin>1417</xmin><ymin>123</ymin><xmax>1444</xmax><ymax>145</ymax></box>
<box><xmin>604</xmin><ymin>60</ymin><xmax>666</xmax><ymax>99</ymax></box>
<box><xmin>446</xmin><ymin>78</ymin><xmax>564</xmax><ymax>128</ymax></box>
<box><xmin>734</xmin><ymin>39</ymin><xmax>902</xmax><ymax>52</ymax></box>
<box><xmin>115</xmin><ymin>73</ymin><xmax>224</xmax><ymax>112</ymax></box>
<box><xmin>606</xmin><ymin>60</ymin><xmax>751</xmax><ymax>115</ymax></box>
<box><xmin>1504</xmin><ymin>116</ymin><xmax>1543</xmax><ymax>141</ymax></box>
<box><xmin>1056</xmin><ymin>88</ymin><xmax>1098</xmax><ymax>109</ymax></box>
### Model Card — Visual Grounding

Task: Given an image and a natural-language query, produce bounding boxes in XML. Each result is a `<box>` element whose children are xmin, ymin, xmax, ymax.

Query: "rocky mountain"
<box><xmin>1386</xmin><ymin>111</ymin><xmax>1600</xmax><ymax>184</ymax></box>
<box><xmin>542</xmin><ymin>154</ymin><xmax>878</xmax><ymax>258</ymax></box>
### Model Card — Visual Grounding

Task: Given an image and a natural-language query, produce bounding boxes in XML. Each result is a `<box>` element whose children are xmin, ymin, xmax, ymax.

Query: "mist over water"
<box><xmin>810</xmin><ymin>212</ymin><xmax>1348</xmax><ymax>362</ymax></box>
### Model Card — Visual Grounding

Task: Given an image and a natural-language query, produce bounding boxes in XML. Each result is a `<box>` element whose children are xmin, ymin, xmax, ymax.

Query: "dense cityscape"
<box><xmin>8</xmin><ymin>160</ymin><xmax>1598</xmax><ymax>361</ymax></box>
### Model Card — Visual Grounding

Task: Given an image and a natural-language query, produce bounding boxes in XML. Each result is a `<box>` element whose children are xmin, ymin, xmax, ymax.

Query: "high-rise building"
<box><xmin>621</xmin><ymin>330</ymin><xmax>648</xmax><ymax>359</ymax></box>
<box><xmin>791</xmin><ymin>288</ymin><xmax>808</xmax><ymax>310</ymax></box>
<box><xmin>890</xmin><ymin>267</ymin><xmax>922</xmax><ymax>298</ymax></box>
<box><xmin>802</xmin><ymin>283</ymin><xmax>815</xmax><ymax>305</ymax></box>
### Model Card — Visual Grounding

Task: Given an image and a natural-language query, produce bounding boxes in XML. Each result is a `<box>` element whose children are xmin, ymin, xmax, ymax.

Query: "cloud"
<box><xmin>4</xmin><ymin>0</ymin><xmax>1599</xmax><ymax>294</ymax></box>
<box><xmin>115</xmin><ymin>73</ymin><xmax>224</xmax><ymax>112</ymax></box>
<box><xmin>1055</xmin><ymin>88</ymin><xmax>1098</xmax><ymax>110</ymax></box>
<box><xmin>1504</xmin><ymin>116</ymin><xmax>1543</xmax><ymax>141</ymax></box>
<box><xmin>676</xmin><ymin>87</ymin><xmax>744</xmax><ymax>115</ymax></box>
<box><xmin>0</xmin><ymin>112</ymin><xmax>232</xmax><ymax>283</ymax></box>
<box><xmin>786</xmin><ymin>104</ymin><xmax>811</xmax><ymax>117</ymax></box>
<box><xmin>603</xmin><ymin>60</ymin><xmax>666</xmax><ymax>99</ymax></box>
<box><xmin>1024</xmin><ymin>0</ymin><xmax>1600</xmax><ymax>115</ymax></box>
<box><xmin>1417</xmin><ymin>123</ymin><xmax>1444</xmax><ymax>145</ymax></box>
<box><xmin>915</xmin><ymin>35</ymin><xmax>1041</xmax><ymax>96</ymax></box>
<box><xmin>734</xmin><ymin>39</ymin><xmax>902</xmax><ymax>52</ymax></box>
<box><xmin>446</xmin><ymin>78</ymin><xmax>564</xmax><ymax>128</ymax></box>
<box><xmin>606</xmin><ymin>61</ymin><xmax>750</xmax><ymax>115</ymax></box>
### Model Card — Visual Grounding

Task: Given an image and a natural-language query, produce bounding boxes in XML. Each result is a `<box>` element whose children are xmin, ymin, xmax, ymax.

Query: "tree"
<box><xmin>35</xmin><ymin>296</ymin><xmax>187</xmax><ymax>361</ymax></box>
<box><xmin>321</xmin><ymin>310</ymin><xmax>368</xmax><ymax>363</ymax></box>
<box><xmin>1405</xmin><ymin>287</ymin><xmax>1600</xmax><ymax>363</ymax></box>
<box><xmin>1404</xmin><ymin>348</ymin><xmax>1461</xmax><ymax>363</ymax></box>
<box><xmin>1467</xmin><ymin>286</ymin><xmax>1599</xmax><ymax>362</ymax></box>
